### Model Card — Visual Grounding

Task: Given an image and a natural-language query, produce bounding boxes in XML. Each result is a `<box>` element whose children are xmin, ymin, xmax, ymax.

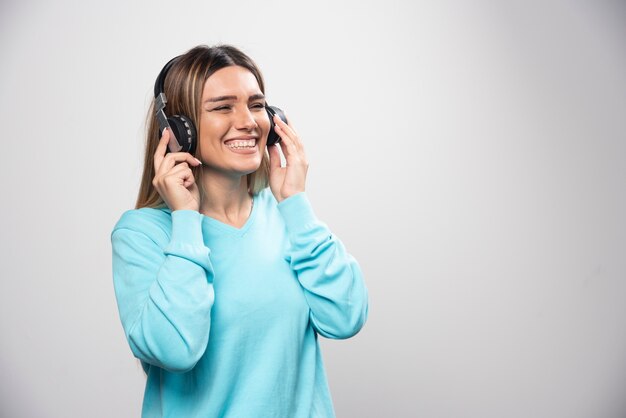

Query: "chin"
<box><xmin>204</xmin><ymin>148</ymin><xmax>265</xmax><ymax>177</ymax></box>
<box><xmin>230</xmin><ymin>158</ymin><xmax>263</xmax><ymax>176</ymax></box>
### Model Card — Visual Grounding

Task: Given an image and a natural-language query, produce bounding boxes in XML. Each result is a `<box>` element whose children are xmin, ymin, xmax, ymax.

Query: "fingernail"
<box><xmin>195</xmin><ymin>158</ymin><xmax>203</xmax><ymax>165</ymax></box>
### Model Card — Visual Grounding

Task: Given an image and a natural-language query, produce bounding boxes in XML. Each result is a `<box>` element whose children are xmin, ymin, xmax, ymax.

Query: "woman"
<box><xmin>111</xmin><ymin>44</ymin><xmax>369</xmax><ymax>418</ymax></box>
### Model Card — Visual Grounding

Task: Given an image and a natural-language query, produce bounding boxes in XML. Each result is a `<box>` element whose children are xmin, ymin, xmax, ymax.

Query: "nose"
<box><xmin>233</xmin><ymin>106</ymin><xmax>257</xmax><ymax>131</ymax></box>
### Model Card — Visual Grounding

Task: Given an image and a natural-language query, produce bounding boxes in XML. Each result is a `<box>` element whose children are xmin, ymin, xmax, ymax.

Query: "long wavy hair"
<box><xmin>135</xmin><ymin>45</ymin><xmax>270</xmax><ymax>209</ymax></box>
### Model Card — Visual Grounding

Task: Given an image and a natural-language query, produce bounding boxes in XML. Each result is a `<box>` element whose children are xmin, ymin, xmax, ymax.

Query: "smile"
<box><xmin>226</xmin><ymin>139</ymin><xmax>256</xmax><ymax>149</ymax></box>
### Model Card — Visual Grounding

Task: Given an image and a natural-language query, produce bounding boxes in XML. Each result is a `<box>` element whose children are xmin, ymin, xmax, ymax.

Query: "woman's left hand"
<box><xmin>268</xmin><ymin>114</ymin><xmax>309</xmax><ymax>203</ymax></box>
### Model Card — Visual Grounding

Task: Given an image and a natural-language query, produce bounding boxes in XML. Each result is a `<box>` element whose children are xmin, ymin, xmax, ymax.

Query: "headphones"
<box><xmin>154</xmin><ymin>56</ymin><xmax>288</xmax><ymax>155</ymax></box>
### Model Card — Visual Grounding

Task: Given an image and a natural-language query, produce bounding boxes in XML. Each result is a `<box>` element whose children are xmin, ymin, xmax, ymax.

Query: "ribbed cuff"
<box><xmin>164</xmin><ymin>210</ymin><xmax>212</xmax><ymax>273</ymax></box>
<box><xmin>170</xmin><ymin>210</ymin><xmax>204</xmax><ymax>245</ymax></box>
<box><xmin>277</xmin><ymin>192</ymin><xmax>318</xmax><ymax>232</ymax></box>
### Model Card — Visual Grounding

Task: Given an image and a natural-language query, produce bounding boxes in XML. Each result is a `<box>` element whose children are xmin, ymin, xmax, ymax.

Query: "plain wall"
<box><xmin>1</xmin><ymin>0</ymin><xmax>625</xmax><ymax>417</ymax></box>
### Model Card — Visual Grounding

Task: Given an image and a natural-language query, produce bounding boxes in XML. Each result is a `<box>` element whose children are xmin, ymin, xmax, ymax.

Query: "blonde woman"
<box><xmin>111</xmin><ymin>44</ymin><xmax>369</xmax><ymax>417</ymax></box>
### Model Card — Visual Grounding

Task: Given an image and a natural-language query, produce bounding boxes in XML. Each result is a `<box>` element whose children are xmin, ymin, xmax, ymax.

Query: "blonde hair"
<box><xmin>135</xmin><ymin>45</ymin><xmax>270</xmax><ymax>209</ymax></box>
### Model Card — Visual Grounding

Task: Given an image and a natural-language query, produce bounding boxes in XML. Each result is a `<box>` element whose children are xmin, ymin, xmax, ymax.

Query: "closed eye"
<box><xmin>209</xmin><ymin>100</ymin><xmax>266</xmax><ymax>112</ymax></box>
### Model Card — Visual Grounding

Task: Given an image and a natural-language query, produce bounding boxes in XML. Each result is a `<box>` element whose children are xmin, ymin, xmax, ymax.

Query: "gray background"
<box><xmin>1</xmin><ymin>0</ymin><xmax>625</xmax><ymax>417</ymax></box>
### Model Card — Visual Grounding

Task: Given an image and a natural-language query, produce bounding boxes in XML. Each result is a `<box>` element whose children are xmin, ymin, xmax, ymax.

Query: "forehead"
<box><xmin>202</xmin><ymin>65</ymin><xmax>261</xmax><ymax>98</ymax></box>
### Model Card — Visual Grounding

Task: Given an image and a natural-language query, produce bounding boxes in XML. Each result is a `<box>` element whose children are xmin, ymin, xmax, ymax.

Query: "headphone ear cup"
<box><xmin>266</xmin><ymin>109</ymin><xmax>279</xmax><ymax>147</ymax></box>
<box><xmin>167</xmin><ymin>115</ymin><xmax>197</xmax><ymax>154</ymax></box>
<box><xmin>266</xmin><ymin>106</ymin><xmax>287</xmax><ymax>146</ymax></box>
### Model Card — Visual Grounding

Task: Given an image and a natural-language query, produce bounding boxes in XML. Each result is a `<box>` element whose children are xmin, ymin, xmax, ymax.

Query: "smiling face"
<box><xmin>197</xmin><ymin>65</ymin><xmax>270</xmax><ymax>178</ymax></box>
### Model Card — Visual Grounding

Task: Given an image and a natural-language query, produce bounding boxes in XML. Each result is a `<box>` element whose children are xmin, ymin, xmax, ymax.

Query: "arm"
<box><xmin>111</xmin><ymin>210</ymin><xmax>214</xmax><ymax>373</ymax></box>
<box><xmin>278</xmin><ymin>193</ymin><xmax>369</xmax><ymax>339</ymax></box>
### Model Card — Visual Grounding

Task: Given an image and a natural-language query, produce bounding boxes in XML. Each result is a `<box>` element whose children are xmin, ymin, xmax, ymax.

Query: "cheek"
<box><xmin>199</xmin><ymin>117</ymin><xmax>228</xmax><ymax>145</ymax></box>
<box><xmin>255</xmin><ymin>114</ymin><xmax>271</xmax><ymax>141</ymax></box>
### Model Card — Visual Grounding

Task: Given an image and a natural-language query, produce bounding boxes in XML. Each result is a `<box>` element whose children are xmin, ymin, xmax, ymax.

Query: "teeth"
<box><xmin>227</xmin><ymin>139</ymin><xmax>256</xmax><ymax>149</ymax></box>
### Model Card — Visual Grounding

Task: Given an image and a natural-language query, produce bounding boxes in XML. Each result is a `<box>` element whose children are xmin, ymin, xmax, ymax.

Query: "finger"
<box><xmin>164</xmin><ymin>162</ymin><xmax>197</xmax><ymax>180</ymax></box>
<box><xmin>156</xmin><ymin>152</ymin><xmax>202</xmax><ymax>176</ymax></box>
<box><xmin>281</xmin><ymin>112</ymin><xmax>297</xmax><ymax>132</ymax></box>
<box><xmin>153</xmin><ymin>128</ymin><xmax>171</xmax><ymax>172</ymax></box>
<box><xmin>275</xmin><ymin>127</ymin><xmax>307</xmax><ymax>169</ymax></box>
<box><xmin>167</xmin><ymin>161</ymin><xmax>190</xmax><ymax>173</ymax></box>
<box><xmin>182</xmin><ymin>170</ymin><xmax>196</xmax><ymax>188</ymax></box>
<box><xmin>274</xmin><ymin>114</ymin><xmax>300</xmax><ymax>145</ymax></box>
<box><xmin>274</xmin><ymin>114</ymin><xmax>305</xmax><ymax>155</ymax></box>
<box><xmin>163</xmin><ymin>163</ymin><xmax>194</xmax><ymax>185</ymax></box>
<box><xmin>274</xmin><ymin>122</ymin><xmax>298</xmax><ymax>159</ymax></box>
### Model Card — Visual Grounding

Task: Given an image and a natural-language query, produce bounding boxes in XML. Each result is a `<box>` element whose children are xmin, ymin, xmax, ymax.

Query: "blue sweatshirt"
<box><xmin>111</xmin><ymin>189</ymin><xmax>369</xmax><ymax>417</ymax></box>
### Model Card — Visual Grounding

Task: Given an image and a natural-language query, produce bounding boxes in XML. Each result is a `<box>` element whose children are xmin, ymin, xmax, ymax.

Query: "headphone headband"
<box><xmin>154</xmin><ymin>55</ymin><xmax>181</xmax><ymax>98</ymax></box>
<box><xmin>153</xmin><ymin>55</ymin><xmax>196</xmax><ymax>154</ymax></box>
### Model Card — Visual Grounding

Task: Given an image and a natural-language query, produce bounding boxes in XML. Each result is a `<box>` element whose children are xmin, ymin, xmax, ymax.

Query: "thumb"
<box><xmin>268</xmin><ymin>144</ymin><xmax>281</xmax><ymax>172</ymax></box>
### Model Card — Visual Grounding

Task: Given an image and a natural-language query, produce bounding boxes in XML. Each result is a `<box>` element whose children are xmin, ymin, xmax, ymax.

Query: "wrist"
<box><xmin>278</xmin><ymin>188</ymin><xmax>306</xmax><ymax>203</ymax></box>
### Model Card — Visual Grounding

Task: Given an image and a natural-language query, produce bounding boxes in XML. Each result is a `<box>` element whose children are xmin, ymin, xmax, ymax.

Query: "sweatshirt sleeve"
<box><xmin>111</xmin><ymin>209</ymin><xmax>215</xmax><ymax>373</ymax></box>
<box><xmin>277</xmin><ymin>193</ymin><xmax>369</xmax><ymax>339</ymax></box>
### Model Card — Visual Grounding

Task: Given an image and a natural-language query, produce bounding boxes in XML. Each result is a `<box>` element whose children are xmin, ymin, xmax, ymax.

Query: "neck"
<box><xmin>197</xmin><ymin>166</ymin><xmax>253</xmax><ymax>227</ymax></box>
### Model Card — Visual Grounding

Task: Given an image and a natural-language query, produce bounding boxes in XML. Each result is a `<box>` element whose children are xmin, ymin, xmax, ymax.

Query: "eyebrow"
<box><xmin>204</xmin><ymin>93</ymin><xmax>265</xmax><ymax>103</ymax></box>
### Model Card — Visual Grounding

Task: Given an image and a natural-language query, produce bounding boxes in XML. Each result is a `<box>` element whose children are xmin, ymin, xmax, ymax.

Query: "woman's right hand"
<box><xmin>152</xmin><ymin>128</ymin><xmax>203</xmax><ymax>212</ymax></box>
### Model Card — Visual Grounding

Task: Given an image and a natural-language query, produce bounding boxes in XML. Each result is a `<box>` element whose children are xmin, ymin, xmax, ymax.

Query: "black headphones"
<box><xmin>154</xmin><ymin>56</ymin><xmax>288</xmax><ymax>154</ymax></box>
